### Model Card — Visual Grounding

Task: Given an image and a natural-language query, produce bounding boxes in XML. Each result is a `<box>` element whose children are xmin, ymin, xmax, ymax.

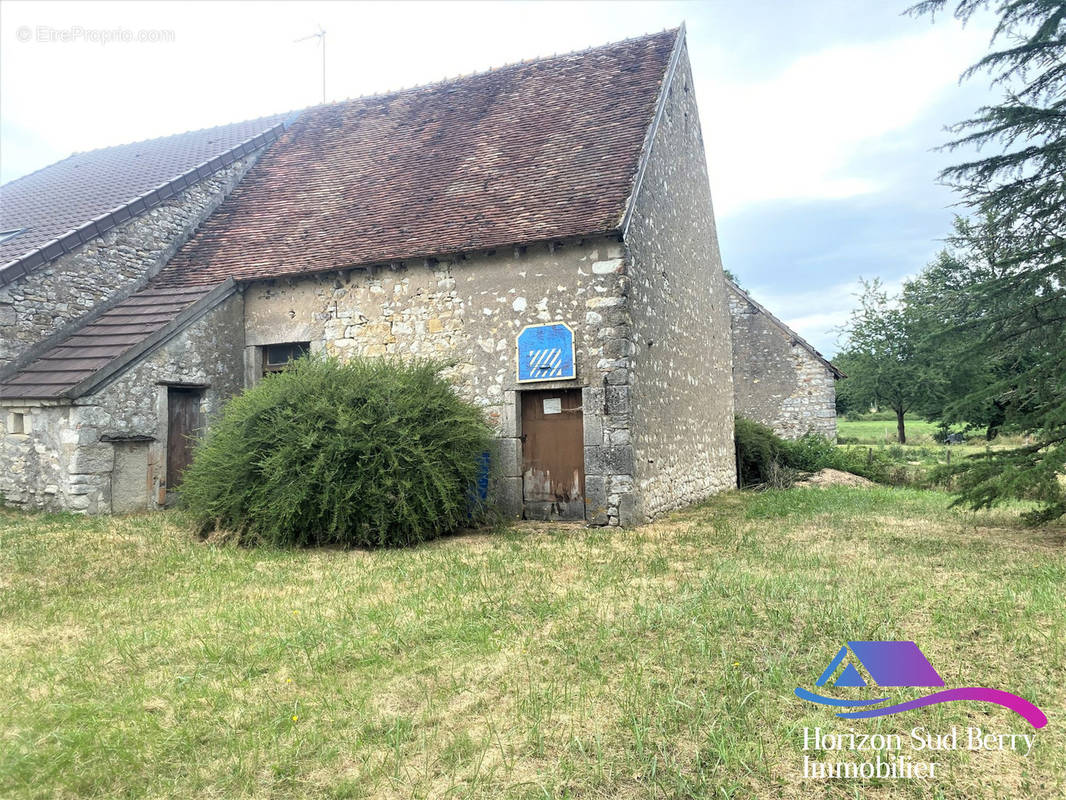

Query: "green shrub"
<box><xmin>734</xmin><ymin>417</ymin><xmax>784</xmax><ymax>487</ymax></box>
<box><xmin>734</xmin><ymin>419</ymin><xmax>910</xmax><ymax>488</ymax></box>
<box><xmin>853</xmin><ymin>409</ymin><xmax>899</xmax><ymax>422</ymax></box>
<box><xmin>180</xmin><ymin>356</ymin><xmax>493</xmax><ymax>548</ymax></box>
<box><xmin>779</xmin><ymin>433</ymin><xmax>839</xmax><ymax>472</ymax></box>
<box><xmin>931</xmin><ymin>424</ymin><xmax>968</xmax><ymax>444</ymax></box>
<box><xmin>827</xmin><ymin>445</ymin><xmax>901</xmax><ymax>484</ymax></box>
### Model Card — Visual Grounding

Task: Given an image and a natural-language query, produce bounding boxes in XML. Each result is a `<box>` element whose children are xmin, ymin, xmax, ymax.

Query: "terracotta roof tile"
<box><xmin>1</xmin><ymin>30</ymin><xmax>678</xmax><ymax>399</ymax></box>
<box><xmin>157</xmin><ymin>30</ymin><xmax>678</xmax><ymax>286</ymax></box>
<box><xmin>0</xmin><ymin>284</ymin><xmax>211</xmax><ymax>398</ymax></box>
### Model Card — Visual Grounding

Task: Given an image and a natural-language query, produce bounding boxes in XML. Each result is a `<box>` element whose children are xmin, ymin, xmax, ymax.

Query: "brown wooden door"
<box><xmin>521</xmin><ymin>389</ymin><xmax>585</xmax><ymax>520</ymax></box>
<box><xmin>166</xmin><ymin>388</ymin><xmax>204</xmax><ymax>490</ymax></box>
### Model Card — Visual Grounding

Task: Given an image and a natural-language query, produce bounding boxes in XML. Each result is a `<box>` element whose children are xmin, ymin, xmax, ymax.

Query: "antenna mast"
<box><xmin>294</xmin><ymin>26</ymin><xmax>326</xmax><ymax>104</ymax></box>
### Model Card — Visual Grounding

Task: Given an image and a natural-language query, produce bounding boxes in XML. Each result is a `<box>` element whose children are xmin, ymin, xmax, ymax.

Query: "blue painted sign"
<box><xmin>516</xmin><ymin>323</ymin><xmax>576</xmax><ymax>383</ymax></box>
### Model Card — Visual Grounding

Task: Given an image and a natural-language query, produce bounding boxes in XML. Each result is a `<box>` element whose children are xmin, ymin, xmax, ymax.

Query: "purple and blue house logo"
<box><xmin>794</xmin><ymin>641</ymin><xmax>1047</xmax><ymax>729</ymax></box>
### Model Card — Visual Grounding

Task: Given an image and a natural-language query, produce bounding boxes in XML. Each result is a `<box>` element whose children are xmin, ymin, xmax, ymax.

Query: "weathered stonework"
<box><xmin>622</xmin><ymin>42</ymin><xmax>737</xmax><ymax>521</ymax></box>
<box><xmin>0</xmin><ymin>404</ymin><xmax>68</xmax><ymax>508</ymax></box>
<box><xmin>1</xmin><ymin>35</ymin><xmax>749</xmax><ymax>524</ymax></box>
<box><xmin>0</xmin><ymin>295</ymin><xmax>245</xmax><ymax>512</ymax></box>
<box><xmin>242</xmin><ymin>237</ymin><xmax>637</xmax><ymax>523</ymax></box>
<box><xmin>0</xmin><ymin>151</ymin><xmax>266</xmax><ymax>371</ymax></box>
<box><xmin>728</xmin><ymin>284</ymin><xmax>838</xmax><ymax>439</ymax></box>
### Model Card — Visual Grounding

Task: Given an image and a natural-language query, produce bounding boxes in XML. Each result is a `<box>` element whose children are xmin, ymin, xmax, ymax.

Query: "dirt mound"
<box><xmin>795</xmin><ymin>468</ymin><xmax>875</xmax><ymax>488</ymax></box>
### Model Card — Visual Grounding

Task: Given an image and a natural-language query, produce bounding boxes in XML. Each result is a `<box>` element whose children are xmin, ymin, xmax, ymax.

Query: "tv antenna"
<box><xmin>294</xmin><ymin>26</ymin><xmax>326</xmax><ymax>104</ymax></box>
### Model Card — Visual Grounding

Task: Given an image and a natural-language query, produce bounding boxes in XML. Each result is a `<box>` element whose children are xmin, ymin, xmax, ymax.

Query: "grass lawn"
<box><xmin>2</xmin><ymin>489</ymin><xmax>1063</xmax><ymax>799</ymax></box>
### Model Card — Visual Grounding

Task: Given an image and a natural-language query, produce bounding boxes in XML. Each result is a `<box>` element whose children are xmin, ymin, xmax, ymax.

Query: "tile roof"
<box><xmin>1</xmin><ymin>29</ymin><xmax>679</xmax><ymax>400</ymax></box>
<box><xmin>0</xmin><ymin>113</ymin><xmax>291</xmax><ymax>284</ymax></box>
<box><xmin>156</xmin><ymin>29</ymin><xmax>679</xmax><ymax>287</ymax></box>
<box><xmin>0</xmin><ymin>284</ymin><xmax>215</xmax><ymax>398</ymax></box>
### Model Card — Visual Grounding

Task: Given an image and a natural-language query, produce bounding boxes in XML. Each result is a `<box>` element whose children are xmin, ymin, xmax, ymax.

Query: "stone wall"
<box><xmin>0</xmin><ymin>294</ymin><xmax>245</xmax><ymax>512</ymax></box>
<box><xmin>622</xmin><ymin>42</ymin><xmax>737</xmax><ymax>521</ymax></box>
<box><xmin>728</xmin><ymin>285</ymin><xmax>838</xmax><ymax>439</ymax></box>
<box><xmin>0</xmin><ymin>48</ymin><xmax>757</xmax><ymax>522</ymax></box>
<box><xmin>0</xmin><ymin>150</ymin><xmax>266</xmax><ymax>371</ymax></box>
<box><xmin>0</xmin><ymin>404</ymin><xmax>69</xmax><ymax>508</ymax></box>
<box><xmin>243</xmin><ymin>236</ymin><xmax>636</xmax><ymax>524</ymax></box>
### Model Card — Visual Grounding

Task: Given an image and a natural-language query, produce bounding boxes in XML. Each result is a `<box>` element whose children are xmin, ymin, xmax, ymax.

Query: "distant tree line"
<box><xmin>835</xmin><ymin>0</ymin><xmax>1064</xmax><ymax>522</ymax></box>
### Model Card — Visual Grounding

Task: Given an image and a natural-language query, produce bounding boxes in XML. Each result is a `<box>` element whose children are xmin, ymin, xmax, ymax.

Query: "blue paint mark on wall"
<box><xmin>467</xmin><ymin>450</ymin><xmax>491</xmax><ymax>520</ymax></box>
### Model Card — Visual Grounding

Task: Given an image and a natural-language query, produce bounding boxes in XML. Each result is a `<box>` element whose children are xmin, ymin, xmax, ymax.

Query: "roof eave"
<box><xmin>204</xmin><ymin>229</ymin><xmax>624</xmax><ymax>288</ymax></box>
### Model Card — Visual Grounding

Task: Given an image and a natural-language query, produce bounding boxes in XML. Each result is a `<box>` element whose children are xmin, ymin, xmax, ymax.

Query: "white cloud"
<box><xmin>747</xmin><ymin>274</ymin><xmax>910</xmax><ymax>357</ymax></box>
<box><xmin>702</xmin><ymin>25</ymin><xmax>990</xmax><ymax>216</ymax></box>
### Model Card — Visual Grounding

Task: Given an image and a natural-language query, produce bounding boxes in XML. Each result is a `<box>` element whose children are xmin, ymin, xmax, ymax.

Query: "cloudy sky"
<box><xmin>1</xmin><ymin>1</ymin><xmax>998</xmax><ymax>356</ymax></box>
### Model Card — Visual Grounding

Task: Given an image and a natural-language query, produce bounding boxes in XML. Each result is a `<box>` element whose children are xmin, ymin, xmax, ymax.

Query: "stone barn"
<box><xmin>727</xmin><ymin>280</ymin><xmax>843</xmax><ymax>439</ymax></box>
<box><xmin>0</xmin><ymin>27</ymin><xmax>832</xmax><ymax>523</ymax></box>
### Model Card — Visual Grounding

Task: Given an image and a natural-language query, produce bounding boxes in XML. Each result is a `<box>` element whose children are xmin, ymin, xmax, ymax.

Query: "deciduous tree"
<box><xmin>838</xmin><ymin>279</ymin><xmax>935</xmax><ymax>444</ymax></box>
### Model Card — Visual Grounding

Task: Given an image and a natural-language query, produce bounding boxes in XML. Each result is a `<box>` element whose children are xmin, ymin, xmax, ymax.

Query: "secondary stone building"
<box><xmin>728</xmin><ymin>280</ymin><xmax>842</xmax><ymax>439</ymax></box>
<box><xmin>0</xmin><ymin>27</ymin><xmax>836</xmax><ymax>522</ymax></box>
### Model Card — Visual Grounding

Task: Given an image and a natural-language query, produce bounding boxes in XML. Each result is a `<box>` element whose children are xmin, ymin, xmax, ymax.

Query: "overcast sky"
<box><xmin>1</xmin><ymin>1</ymin><xmax>998</xmax><ymax>356</ymax></box>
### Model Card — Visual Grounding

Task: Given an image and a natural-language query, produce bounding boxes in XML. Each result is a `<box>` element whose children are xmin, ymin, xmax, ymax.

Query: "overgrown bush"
<box><xmin>734</xmin><ymin>418</ymin><xmax>905</xmax><ymax>488</ymax></box>
<box><xmin>931</xmin><ymin>424</ymin><xmax>968</xmax><ymax>444</ymax></box>
<box><xmin>787</xmin><ymin>434</ymin><xmax>906</xmax><ymax>484</ymax></box>
<box><xmin>180</xmin><ymin>356</ymin><xmax>493</xmax><ymax>548</ymax></box>
<box><xmin>821</xmin><ymin>444</ymin><xmax>905</xmax><ymax>485</ymax></box>
<box><xmin>778</xmin><ymin>433</ymin><xmax>839</xmax><ymax>472</ymax></box>
<box><xmin>849</xmin><ymin>409</ymin><xmax>899</xmax><ymax>422</ymax></box>
<box><xmin>734</xmin><ymin>417</ymin><xmax>785</xmax><ymax>486</ymax></box>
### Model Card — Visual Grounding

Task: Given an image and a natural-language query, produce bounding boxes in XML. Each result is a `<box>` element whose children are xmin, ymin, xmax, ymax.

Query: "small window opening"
<box><xmin>10</xmin><ymin>413</ymin><xmax>26</xmax><ymax>434</ymax></box>
<box><xmin>262</xmin><ymin>342</ymin><xmax>310</xmax><ymax>375</ymax></box>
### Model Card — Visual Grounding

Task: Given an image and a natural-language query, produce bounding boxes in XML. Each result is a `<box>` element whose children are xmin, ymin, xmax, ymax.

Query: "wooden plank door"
<box><xmin>166</xmin><ymin>388</ymin><xmax>204</xmax><ymax>491</ymax></box>
<box><xmin>521</xmin><ymin>389</ymin><xmax>585</xmax><ymax>520</ymax></box>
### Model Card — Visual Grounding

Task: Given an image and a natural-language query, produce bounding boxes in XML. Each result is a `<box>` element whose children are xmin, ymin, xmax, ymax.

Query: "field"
<box><xmin>834</xmin><ymin>415</ymin><xmax>1029</xmax><ymax>484</ymax></box>
<box><xmin>1</xmin><ymin>488</ymin><xmax>1063</xmax><ymax>799</ymax></box>
<box><xmin>837</xmin><ymin>415</ymin><xmax>940</xmax><ymax>445</ymax></box>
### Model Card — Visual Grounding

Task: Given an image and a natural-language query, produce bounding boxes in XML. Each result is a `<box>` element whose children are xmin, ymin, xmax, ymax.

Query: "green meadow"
<box><xmin>2</xmin><ymin>487</ymin><xmax>1063</xmax><ymax>799</ymax></box>
<box><xmin>837</xmin><ymin>415</ymin><xmax>941</xmax><ymax>445</ymax></box>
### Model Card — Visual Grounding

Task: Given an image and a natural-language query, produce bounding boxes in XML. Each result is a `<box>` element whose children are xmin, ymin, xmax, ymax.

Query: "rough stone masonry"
<box><xmin>1</xmin><ymin>29</ymin><xmax>839</xmax><ymax>519</ymax></box>
<box><xmin>242</xmin><ymin>237</ymin><xmax>645</xmax><ymax>526</ymax></box>
<box><xmin>0</xmin><ymin>153</ymin><xmax>264</xmax><ymax>371</ymax></box>
<box><xmin>728</xmin><ymin>283</ymin><xmax>839</xmax><ymax>439</ymax></box>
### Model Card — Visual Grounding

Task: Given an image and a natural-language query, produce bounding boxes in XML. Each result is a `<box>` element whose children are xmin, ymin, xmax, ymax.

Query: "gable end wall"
<box><xmin>728</xmin><ymin>287</ymin><xmax>837</xmax><ymax>439</ymax></box>
<box><xmin>623</xmin><ymin>42</ymin><xmax>736</xmax><ymax>522</ymax></box>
